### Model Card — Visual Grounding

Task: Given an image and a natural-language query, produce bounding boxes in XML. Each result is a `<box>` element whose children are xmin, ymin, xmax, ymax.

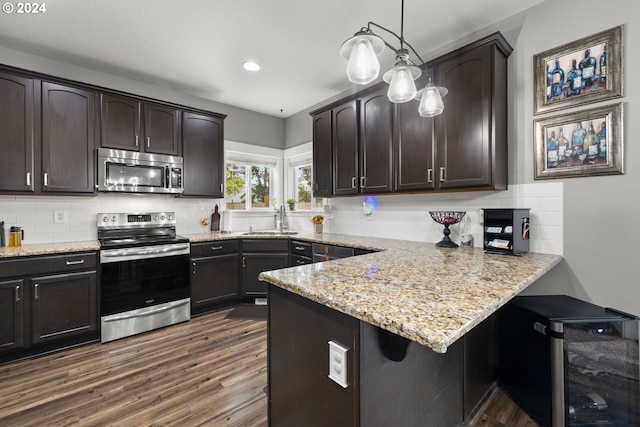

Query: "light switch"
<box><xmin>328</xmin><ymin>340</ymin><xmax>348</xmax><ymax>388</ymax></box>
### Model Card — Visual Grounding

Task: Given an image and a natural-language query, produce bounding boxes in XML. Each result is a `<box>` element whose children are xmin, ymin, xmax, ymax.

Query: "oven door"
<box><xmin>100</xmin><ymin>243</ymin><xmax>190</xmax><ymax>316</ymax></box>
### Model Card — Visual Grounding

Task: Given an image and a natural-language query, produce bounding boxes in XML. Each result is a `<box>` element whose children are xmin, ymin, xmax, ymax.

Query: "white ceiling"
<box><xmin>0</xmin><ymin>0</ymin><xmax>544</xmax><ymax>118</ymax></box>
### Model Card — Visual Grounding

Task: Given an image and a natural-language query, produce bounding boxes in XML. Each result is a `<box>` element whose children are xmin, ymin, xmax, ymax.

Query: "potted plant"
<box><xmin>310</xmin><ymin>215</ymin><xmax>324</xmax><ymax>234</ymax></box>
<box><xmin>287</xmin><ymin>199</ymin><xmax>296</xmax><ymax>211</ymax></box>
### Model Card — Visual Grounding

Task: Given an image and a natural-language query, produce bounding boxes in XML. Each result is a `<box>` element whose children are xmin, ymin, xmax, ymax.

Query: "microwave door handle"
<box><xmin>165</xmin><ymin>165</ymin><xmax>170</xmax><ymax>188</ymax></box>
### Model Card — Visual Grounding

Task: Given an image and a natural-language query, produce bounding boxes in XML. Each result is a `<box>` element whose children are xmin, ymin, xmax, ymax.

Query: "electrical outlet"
<box><xmin>54</xmin><ymin>210</ymin><xmax>67</xmax><ymax>224</ymax></box>
<box><xmin>328</xmin><ymin>340</ymin><xmax>348</xmax><ymax>388</ymax></box>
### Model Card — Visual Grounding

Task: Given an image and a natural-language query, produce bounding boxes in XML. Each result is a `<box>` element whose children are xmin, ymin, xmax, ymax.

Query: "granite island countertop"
<box><xmin>257</xmin><ymin>233</ymin><xmax>562</xmax><ymax>353</ymax></box>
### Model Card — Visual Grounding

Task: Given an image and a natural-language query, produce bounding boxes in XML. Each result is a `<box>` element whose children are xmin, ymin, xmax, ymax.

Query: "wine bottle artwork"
<box><xmin>598</xmin><ymin>121</ymin><xmax>607</xmax><ymax>158</ymax></box>
<box><xmin>567</xmin><ymin>59</ymin><xmax>582</xmax><ymax>97</ymax></box>
<box><xmin>547</xmin><ymin>131</ymin><xmax>558</xmax><ymax>168</ymax></box>
<box><xmin>579</xmin><ymin>48</ymin><xmax>597</xmax><ymax>90</ymax></box>
<box><xmin>551</xmin><ymin>58</ymin><xmax>564</xmax><ymax>99</ymax></box>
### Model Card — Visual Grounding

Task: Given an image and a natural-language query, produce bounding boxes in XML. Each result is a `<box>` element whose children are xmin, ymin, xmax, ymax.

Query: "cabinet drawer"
<box><xmin>290</xmin><ymin>254</ymin><xmax>313</xmax><ymax>267</ymax></box>
<box><xmin>0</xmin><ymin>252</ymin><xmax>97</xmax><ymax>278</ymax></box>
<box><xmin>191</xmin><ymin>239</ymin><xmax>239</xmax><ymax>257</ymax></box>
<box><xmin>242</xmin><ymin>239</ymin><xmax>289</xmax><ymax>253</ymax></box>
<box><xmin>290</xmin><ymin>240</ymin><xmax>312</xmax><ymax>257</ymax></box>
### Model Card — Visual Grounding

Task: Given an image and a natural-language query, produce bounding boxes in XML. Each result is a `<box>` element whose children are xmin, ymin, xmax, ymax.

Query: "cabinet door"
<box><xmin>243</xmin><ymin>254</ymin><xmax>288</xmax><ymax>297</ymax></box>
<box><xmin>182</xmin><ymin>111</ymin><xmax>224</xmax><ymax>197</ymax></box>
<box><xmin>312</xmin><ymin>109</ymin><xmax>332</xmax><ymax>197</ymax></box>
<box><xmin>41</xmin><ymin>82</ymin><xmax>95</xmax><ymax>193</ymax></box>
<box><xmin>359</xmin><ymin>89</ymin><xmax>393</xmax><ymax>193</ymax></box>
<box><xmin>0</xmin><ymin>279</ymin><xmax>24</xmax><ymax>352</ymax></box>
<box><xmin>143</xmin><ymin>103</ymin><xmax>180</xmax><ymax>155</ymax></box>
<box><xmin>0</xmin><ymin>72</ymin><xmax>35</xmax><ymax>193</ymax></box>
<box><xmin>332</xmin><ymin>100</ymin><xmax>359</xmax><ymax>196</ymax></box>
<box><xmin>100</xmin><ymin>93</ymin><xmax>141</xmax><ymax>151</ymax></box>
<box><xmin>436</xmin><ymin>46</ymin><xmax>493</xmax><ymax>189</ymax></box>
<box><xmin>31</xmin><ymin>270</ymin><xmax>97</xmax><ymax>345</ymax></box>
<box><xmin>395</xmin><ymin>75</ymin><xmax>436</xmax><ymax>192</ymax></box>
<box><xmin>191</xmin><ymin>254</ymin><xmax>241</xmax><ymax>309</ymax></box>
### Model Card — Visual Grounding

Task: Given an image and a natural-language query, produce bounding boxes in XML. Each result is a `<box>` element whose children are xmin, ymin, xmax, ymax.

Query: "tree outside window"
<box><xmin>295</xmin><ymin>164</ymin><xmax>323</xmax><ymax>210</ymax></box>
<box><xmin>225</xmin><ymin>161</ymin><xmax>273</xmax><ymax>210</ymax></box>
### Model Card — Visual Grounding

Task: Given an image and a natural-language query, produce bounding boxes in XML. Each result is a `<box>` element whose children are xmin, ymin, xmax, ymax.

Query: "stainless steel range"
<box><xmin>98</xmin><ymin>212</ymin><xmax>190</xmax><ymax>343</ymax></box>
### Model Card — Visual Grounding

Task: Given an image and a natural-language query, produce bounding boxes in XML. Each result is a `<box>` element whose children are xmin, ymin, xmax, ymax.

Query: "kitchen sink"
<box><xmin>242</xmin><ymin>230</ymin><xmax>298</xmax><ymax>235</ymax></box>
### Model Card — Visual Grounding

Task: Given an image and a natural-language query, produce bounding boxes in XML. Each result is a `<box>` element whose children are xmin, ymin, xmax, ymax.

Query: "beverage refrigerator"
<box><xmin>498</xmin><ymin>295</ymin><xmax>639</xmax><ymax>427</ymax></box>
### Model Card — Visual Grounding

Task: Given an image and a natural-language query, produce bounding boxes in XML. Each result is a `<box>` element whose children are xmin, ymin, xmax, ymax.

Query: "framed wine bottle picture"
<box><xmin>533</xmin><ymin>25</ymin><xmax>623</xmax><ymax>115</ymax></box>
<box><xmin>534</xmin><ymin>103</ymin><xmax>623</xmax><ymax>180</ymax></box>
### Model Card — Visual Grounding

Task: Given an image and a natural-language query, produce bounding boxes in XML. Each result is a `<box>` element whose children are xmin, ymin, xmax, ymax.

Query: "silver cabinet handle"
<box><xmin>43</xmin><ymin>173</ymin><xmax>48</xmax><ymax>186</ymax></box>
<box><xmin>192</xmin><ymin>262</ymin><xmax>196</xmax><ymax>275</ymax></box>
<box><xmin>34</xmin><ymin>283</ymin><xmax>38</xmax><ymax>300</ymax></box>
<box><xmin>66</xmin><ymin>260</ymin><xmax>85</xmax><ymax>266</ymax></box>
<box><xmin>351</xmin><ymin>177</ymin><xmax>356</xmax><ymax>189</ymax></box>
<box><xmin>147</xmin><ymin>137</ymin><xmax>150</xmax><ymax>148</ymax></box>
<box><xmin>427</xmin><ymin>168</ymin><xmax>433</xmax><ymax>183</ymax></box>
<box><xmin>26</xmin><ymin>172</ymin><xmax>31</xmax><ymax>186</ymax></box>
<box><xmin>135</xmin><ymin>135</ymin><xmax>139</xmax><ymax>147</ymax></box>
<box><xmin>15</xmin><ymin>286</ymin><xmax>20</xmax><ymax>302</ymax></box>
<box><xmin>296</xmin><ymin>259</ymin><xmax>306</xmax><ymax>265</ymax></box>
<box><xmin>294</xmin><ymin>246</ymin><xmax>305</xmax><ymax>251</ymax></box>
<box><xmin>242</xmin><ymin>256</ymin><xmax>246</xmax><ymax>268</ymax></box>
<box><xmin>440</xmin><ymin>167</ymin><xmax>446</xmax><ymax>182</ymax></box>
<box><xmin>360</xmin><ymin>176</ymin><xmax>366</xmax><ymax>188</ymax></box>
<box><xmin>211</xmin><ymin>246</ymin><xmax>223</xmax><ymax>251</ymax></box>
<box><xmin>220</xmin><ymin>183</ymin><xmax>224</xmax><ymax>192</ymax></box>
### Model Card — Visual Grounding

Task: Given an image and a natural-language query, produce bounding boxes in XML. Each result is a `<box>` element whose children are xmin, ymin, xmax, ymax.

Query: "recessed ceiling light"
<box><xmin>243</xmin><ymin>61</ymin><xmax>261</xmax><ymax>72</ymax></box>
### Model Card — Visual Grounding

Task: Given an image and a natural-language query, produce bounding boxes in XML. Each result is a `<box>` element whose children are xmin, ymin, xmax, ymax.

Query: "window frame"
<box><xmin>225</xmin><ymin>151</ymin><xmax>278</xmax><ymax>211</ymax></box>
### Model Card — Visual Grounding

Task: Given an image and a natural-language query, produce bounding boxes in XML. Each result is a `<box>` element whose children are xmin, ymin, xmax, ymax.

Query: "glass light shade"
<box><xmin>386</xmin><ymin>66</ymin><xmax>417</xmax><ymax>103</ymax></box>
<box><xmin>346</xmin><ymin>38</ymin><xmax>380</xmax><ymax>84</ymax></box>
<box><xmin>416</xmin><ymin>83</ymin><xmax>447</xmax><ymax>117</ymax></box>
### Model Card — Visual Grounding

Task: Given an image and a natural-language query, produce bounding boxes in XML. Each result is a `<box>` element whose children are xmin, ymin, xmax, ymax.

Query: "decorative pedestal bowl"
<box><xmin>429</xmin><ymin>211</ymin><xmax>466</xmax><ymax>248</ymax></box>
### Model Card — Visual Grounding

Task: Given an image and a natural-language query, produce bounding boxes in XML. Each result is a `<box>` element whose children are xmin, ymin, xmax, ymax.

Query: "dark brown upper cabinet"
<box><xmin>434</xmin><ymin>33</ymin><xmax>510</xmax><ymax>190</ymax></box>
<box><xmin>0</xmin><ymin>71</ymin><xmax>35</xmax><ymax>193</ymax></box>
<box><xmin>359</xmin><ymin>87</ymin><xmax>393</xmax><ymax>194</ymax></box>
<box><xmin>394</xmin><ymin>73</ymin><xmax>436</xmax><ymax>192</ymax></box>
<box><xmin>312</xmin><ymin>109</ymin><xmax>332</xmax><ymax>198</ymax></box>
<box><xmin>182</xmin><ymin>111</ymin><xmax>225</xmax><ymax>197</ymax></box>
<box><xmin>100</xmin><ymin>93</ymin><xmax>180</xmax><ymax>156</ymax></box>
<box><xmin>41</xmin><ymin>81</ymin><xmax>95</xmax><ymax>194</ymax></box>
<box><xmin>311</xmin><ymin>32</ymin><xmax>511</xmax><ymax>197</ymax></box>
<box><xmin>332</xmin><ymin>99</ymin><xmax>359</xmax><ymax>196</ymax></box>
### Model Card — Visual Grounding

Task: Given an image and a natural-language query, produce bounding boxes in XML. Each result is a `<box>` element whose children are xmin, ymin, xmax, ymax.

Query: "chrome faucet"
<box><xmin>274</xmin><ymin>205</ymin><xmax>288</xmax><ymax>232</ymax></box>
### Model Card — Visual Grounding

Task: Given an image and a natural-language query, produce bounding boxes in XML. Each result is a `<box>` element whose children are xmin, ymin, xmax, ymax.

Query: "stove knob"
<box><xmin>167</xmin><ymin>214</ymin><xmax>173</xmax><ymax>220</ymax></box>
<box><xmin>154</xmin><ymin>215</ymin><xmax>159</xmax><ymax>221</ymax></box>
<box><xmin>102</xmin><ymin>216</ymin><xmax>109</xmax><ymax>223</ymax></box>
<box><xmin>111</xmin><ymin>216</ymin><xmax>117</xmax><ymax>222</ymax></box>
<box><xmin>160</xmin><ymin>214</ymin><xmax>166</xmax><ymax>221</ymax></box>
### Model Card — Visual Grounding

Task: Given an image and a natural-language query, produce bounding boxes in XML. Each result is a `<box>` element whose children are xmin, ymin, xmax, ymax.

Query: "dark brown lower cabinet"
<box><xmin>191</xmin><ymin>253</ymin><xmax>241</xmax><ymax>313</ymax></box>
<box><xmin>268</xmin><ymin>285</ymin><xmax>495</xmax><ymax>426</ymax></box>
<box><xmin>242</xmin><ymin>240</ymin><xmax>288</xmax><ymax>298</ymax></box>
<box><xmin>0</xmin><ymin>252</ymin><xmax>99</xmax><ymax>363</ymax></box>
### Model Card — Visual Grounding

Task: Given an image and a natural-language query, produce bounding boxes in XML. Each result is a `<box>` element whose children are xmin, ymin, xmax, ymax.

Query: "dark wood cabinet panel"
<box><xmin>41</xmin><ymin>81</ymin><xmax>95</xmax><ymax>193</ymax></box>
<box><xmin>143</xmin><ymin>103</ymin><xmax>180</xmax><ymax>155</ymax></box>
<box><xmin>30</xmin><ymin>270</ymin><xmax>97</xmax><ymax>345</ymax></box>
<box><xmin>243</xmin><ymin>253</ymin><xmax>288</xmax><ymax>297</ymax></box>
<box><xmin>182</xmin><ymin>111</ymin><xmax>224</xmax><ymax>197</ymax></box>
<box><xmin>435</xmin><ymin>36</ymin><xmax>509</xmax><ymax>190</ymax></box>
<box><xmin>0</xmin><ymin>72</ymin><xmax>35</xmax><ymax>193</ymax></box>
<box><xmin>100</xmin><ymin>93</ymin><xmax>141</xmax><ymax>151</ymax></box>
<box><xmin>191</xmin><ymin>253</ymin><xmax>241</xmax><ymax>311</ymax></box>
<box><xmin>312</xmin><ymin>109</ymin><xmax>333</xmax><ymax>197</ymax></box>
<box><xmin>332</xmin><ymin>100</ymin><xmax>359</xmax><ymax>196</ymax></box>
<box><xmin>359</xmin><ymin>88</ymin><xmax>393</xmax><ymax>193</ymax></box>
<box><xmin>394</xmin><ymin>75</ymin><xmax>436</xmax><ymax>192</ymax></box>
<box><xmin>0</xmin><ymin>279</ymin><xmax>24</xmax><ymax>352</ymax></box>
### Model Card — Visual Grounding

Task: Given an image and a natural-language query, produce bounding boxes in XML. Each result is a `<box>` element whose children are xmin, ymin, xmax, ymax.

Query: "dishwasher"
<box><xmin>312</xmin><ymin>243</ymin><xmax>355</xmax><ymax>262</ymax></box>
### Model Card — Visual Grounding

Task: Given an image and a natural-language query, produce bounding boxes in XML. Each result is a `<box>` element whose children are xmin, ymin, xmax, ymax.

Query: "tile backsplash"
<box><xmin>0</xmin><ymin>182</ymin><xmax>562</xmax><ymax>255</ymax></box>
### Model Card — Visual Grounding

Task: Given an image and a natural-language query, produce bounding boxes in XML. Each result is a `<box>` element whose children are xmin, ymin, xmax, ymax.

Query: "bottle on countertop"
<box><xmin>211</xmin><ymin>204</ymin><xmax>221</xmax><ymax>232</ymax></box>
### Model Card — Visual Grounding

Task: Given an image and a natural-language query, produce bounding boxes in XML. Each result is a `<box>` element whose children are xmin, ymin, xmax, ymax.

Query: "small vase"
<box><xmin>314</xmin><ymin>223</ymin><xmax>323</xmax><ymax>234</ymax></box>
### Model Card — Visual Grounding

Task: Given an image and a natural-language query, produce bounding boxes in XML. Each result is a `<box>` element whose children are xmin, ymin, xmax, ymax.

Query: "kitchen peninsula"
<box><xmin>258</xmin><ymin>232</ymin><xmax>562</xmax><ymax>426</ymax></box>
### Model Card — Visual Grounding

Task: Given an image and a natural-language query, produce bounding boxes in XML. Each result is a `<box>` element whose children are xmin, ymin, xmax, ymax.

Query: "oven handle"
<box><xmin>101</xmin><ymin>243</ymin><xmax>190</xmax><ymax>263</ymax></box>
<box><xmin>102</xmin><ymin>299</ymin><xmax>190</xmax><ymax>322</ymax></box>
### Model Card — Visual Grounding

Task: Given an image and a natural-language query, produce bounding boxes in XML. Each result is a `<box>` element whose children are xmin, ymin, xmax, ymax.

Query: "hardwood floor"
<box><xmin>0</xmin><ymin>307</ymin><xmax>537</xmax><ymax>426</ymax></box>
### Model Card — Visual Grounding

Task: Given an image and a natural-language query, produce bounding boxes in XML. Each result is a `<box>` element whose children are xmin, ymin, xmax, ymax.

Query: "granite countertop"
<box><xmin>257</xmin><ymin>233</ymin><xmax>562</xmax><ymax>354</ymax></box>
<box><xmin>0</xmin><ymin>231</ymin><xmax>562</xmax><ymax>355</ymax></box>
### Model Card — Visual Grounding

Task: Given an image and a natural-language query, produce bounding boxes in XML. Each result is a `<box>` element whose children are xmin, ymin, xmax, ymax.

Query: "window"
<box><xmin>294</xmin><ymin>163</ymin><xmax>323</xmax><ymax>210</ymax></box>
<box><xmin>225</xmin><ymin>152</ymin><xmax>277</xmax><ymax>210</ymax></box>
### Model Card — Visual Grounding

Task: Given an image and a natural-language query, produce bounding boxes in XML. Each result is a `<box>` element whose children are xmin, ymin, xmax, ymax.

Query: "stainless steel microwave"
<box><xmin>97</xmin><ymin>148</ymin><xmax>183</xmax><ymax>194</ymax></box>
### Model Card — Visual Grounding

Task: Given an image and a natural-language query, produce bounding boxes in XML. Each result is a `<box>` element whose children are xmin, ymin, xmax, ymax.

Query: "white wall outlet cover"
<box><xmin>328</xmin><ymin>340</ymin><xmax>348</xmax><ymax>388</ymax></box>
<box><xmin>54</xmin><ymin>210</ymin><xmax>67</xmax><ymax>224</ymax></box>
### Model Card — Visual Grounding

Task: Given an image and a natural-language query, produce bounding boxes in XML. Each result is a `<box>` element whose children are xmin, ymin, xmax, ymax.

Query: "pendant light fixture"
<box><xmin>339</xmin><ymin>0</ymin><xmax>447</xmax><ymax>117</ymax></box>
